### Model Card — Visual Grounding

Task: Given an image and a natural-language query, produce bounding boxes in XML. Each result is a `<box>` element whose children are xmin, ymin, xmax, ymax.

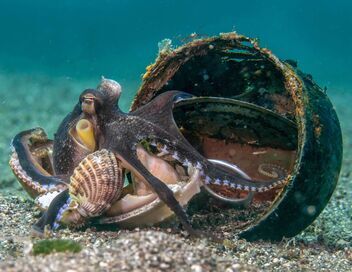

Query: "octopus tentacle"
<box><xmin>148</xmin><ymin>137</ymin><xmax>288</xmax><ymax>193</ymax></box>
<box><xmin>131</xmin><ymin>91</ymin><xmax>196</xmax><ymax>146</ymax></box>
<box><xmin>258</xmin><ymin>163</ymin><xmax>287</xmax><ymax>179</ymax></box>
<box><xmin>9</xmin><ymin>153</ymin><xmax>47</xmax><ymax>197</ymax></box>
<box><xmin>204</xmin><ymin>159</ymin><xmax>254</xmax><ymax>206</ymax></box>
<box><xmin>32</xmin><ymin>189</ymin><xmax>70</xmax><ymax>236</ymax></box>
<box><xmin>201</xmin><ymin>163</ymin><xmax>287</xmax><ymax>192</ymax></box>
<box><xmin>130</xmin><ymin>91</ymin><xmax>288</xmax><ymax>194</ymax></box>
<box><xmin>114</xmin><ymin>149</ymin><xmax>202</xmax><ymax>237</ymax></box>
<box><xmin>32</xmin><ymin>149</ymin><xmax>124</xmax><ymax>235</ymax></box>
<box><xmin>10</xmin><ymin>128</ymin><xmax>68</xmax><ymax>198</ymax></box>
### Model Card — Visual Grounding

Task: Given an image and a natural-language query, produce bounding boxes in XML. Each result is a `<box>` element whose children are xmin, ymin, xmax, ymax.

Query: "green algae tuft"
<box><xmin>32</xmin><ymin>239</ymin><xmax>82</xmax><ymax>256</ymax></box>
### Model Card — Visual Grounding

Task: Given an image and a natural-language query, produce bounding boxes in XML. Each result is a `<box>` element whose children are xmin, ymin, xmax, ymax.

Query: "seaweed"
<box><xmin>32</xmin><ymin>239</ymin><xmax>82</xmax><ymax>256</ymax></box>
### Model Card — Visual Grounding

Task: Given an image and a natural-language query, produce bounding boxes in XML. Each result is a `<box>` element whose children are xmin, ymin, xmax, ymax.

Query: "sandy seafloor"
<box><xmin>0</xmin><ymin>74</ymin><xmax>351</xmax><ymax>271</ymax></box>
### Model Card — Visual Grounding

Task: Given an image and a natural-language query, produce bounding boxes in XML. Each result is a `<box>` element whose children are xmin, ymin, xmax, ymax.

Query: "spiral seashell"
<box><xmin>59</xmin><ymin>149</ymin><xmax>123</xmax><ymax>226</ymax></box>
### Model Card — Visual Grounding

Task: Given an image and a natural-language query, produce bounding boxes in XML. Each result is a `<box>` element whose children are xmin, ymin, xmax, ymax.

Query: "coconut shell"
<box><xmin>130</xmin><ymin>33</ymin><xmax>343</xmax><ymax>241</ymax></box>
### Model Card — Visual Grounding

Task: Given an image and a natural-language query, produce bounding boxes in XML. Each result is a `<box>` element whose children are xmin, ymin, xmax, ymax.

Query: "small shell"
<box><xmin>35</xmin><ymin>190</ymin><xmax>63</xmax><ymax>210</ymax></box>
<box><xmin>60</xmin><ymin>149</ymin><xmax>123</xmax><ymax>226</ymax></box>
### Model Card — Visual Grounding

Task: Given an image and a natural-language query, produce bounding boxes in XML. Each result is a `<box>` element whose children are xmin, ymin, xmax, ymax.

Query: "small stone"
<box><xmin>159</xmin><ymin>263</ymin><xmax>170</xmax><ymax>269</ymax></box>
<box><xmin>191</xmin><ymin>264</ymin><xmax>204</xmax><ymax>272</ymax></box>
<box><xmin>163</xmin><ymin>256</ymin><xmax>172</xmax><ymax>263</ymax></box>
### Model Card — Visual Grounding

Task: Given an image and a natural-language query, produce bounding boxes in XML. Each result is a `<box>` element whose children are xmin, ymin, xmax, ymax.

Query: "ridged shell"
<box><xmin>69</xmin><ymin>149</ymin><xmax>123</xmax><ymax>217</ymax></box>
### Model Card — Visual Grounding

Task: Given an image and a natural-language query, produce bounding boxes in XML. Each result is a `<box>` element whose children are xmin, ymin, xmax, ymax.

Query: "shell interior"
<box><xmin>101</xmin><ymin>168</ymin><xmax>202</xmax><ymax>227</ymax></box>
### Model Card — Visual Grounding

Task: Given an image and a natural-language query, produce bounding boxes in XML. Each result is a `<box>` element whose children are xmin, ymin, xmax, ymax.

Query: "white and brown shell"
<box><xmin>60</xmin><ymin>149</ymin><xmax>124</xmax><ymax>226</ymax></box>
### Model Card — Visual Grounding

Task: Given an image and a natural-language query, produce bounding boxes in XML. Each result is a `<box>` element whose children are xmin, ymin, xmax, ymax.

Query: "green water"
<box><xmin>0</xmin><ymin>1</ymin><xmax>351</xmax><ymax>200</ymax></box>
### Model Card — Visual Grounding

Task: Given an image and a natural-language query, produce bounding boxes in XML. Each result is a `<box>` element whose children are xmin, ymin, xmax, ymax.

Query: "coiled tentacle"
<box><xmin>10</xmin><ymin>128</ymin><xmax>67</xmax><ymax>198</ymax></box>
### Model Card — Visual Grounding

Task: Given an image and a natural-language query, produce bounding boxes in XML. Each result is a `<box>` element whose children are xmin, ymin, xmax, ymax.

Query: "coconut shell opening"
<box><xmin>133</xmin><ymin>33</ymin><xmax>342</xmax><ymax>241</ymax></box>
<box><xmin>132</xmin><ymin>33</ymin><xmax>302</xmax><ymax>234</ymax></box>
<box><xmin>172</xmin><ymin>97</ymin><xmax>297</xmax><ymax>233</ymax></box>
<box><xmin>132</xmin><ymin>33</ymin><xmax>296</xmax><ymax>118</ymax></box>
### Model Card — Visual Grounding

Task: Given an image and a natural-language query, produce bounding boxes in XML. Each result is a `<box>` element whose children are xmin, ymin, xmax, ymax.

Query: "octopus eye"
<box><xmin>81</xmin><ymin>94</ymin><xmax>97</xmax><ymax>115</ymax></box>
<box><xmin>79</xmin><ymin>88</ymin><xmax>105</xmax><ymax>114</ymax></box>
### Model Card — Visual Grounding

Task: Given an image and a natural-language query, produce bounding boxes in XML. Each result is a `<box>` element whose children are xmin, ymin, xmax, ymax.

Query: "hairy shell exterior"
<box><xmin>60</xmin><ymin>149</ymin><xmax>123</xmax><ymax>226</ymax></box>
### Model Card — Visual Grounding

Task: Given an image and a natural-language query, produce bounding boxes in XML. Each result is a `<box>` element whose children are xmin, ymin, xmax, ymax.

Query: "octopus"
<box><xmin>9</xmin><ymin>78</ymin><xmax>287</xmax><ymax>238</ymax></box>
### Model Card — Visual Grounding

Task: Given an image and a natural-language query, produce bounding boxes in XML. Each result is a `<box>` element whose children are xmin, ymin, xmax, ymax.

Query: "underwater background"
<box><xmin>1</xmin><ymin>0</ymin><xmax>352</xmax><ymax>94</ymax></box>
<box><xmin>1</xmin><ymin>0</ymin><xmax>351</xmax><ymax>179</ymax></box>
<box><xmin>0</xmin><ymin>1</ymin><xmax>351</xmax><ymax>270</ymax></box>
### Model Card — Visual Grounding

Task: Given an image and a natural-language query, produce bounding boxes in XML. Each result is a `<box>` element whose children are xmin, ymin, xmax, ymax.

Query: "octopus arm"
<box><xmin>10</xmin><ymin>128</ymin><xmax>68</xmax><ymax>196</ymax></box>
<box><xmin>131</xmin><ymin>91</ymin><xmax>193</xmax><ymax>142</ymax></box>
<box><xmin>202</xmin><ymin>160</ymin><xmax>288</xmax><ymax>192</ymax></box>
<box><xmin>114</xmin><ymin>150</ymin><xmax>200</xmax><ymax>236</ymax></box>
<box><xmin>32</xmin><ymin>189</ymin><xmax>70</xmax><ymax>236</ymax></box>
